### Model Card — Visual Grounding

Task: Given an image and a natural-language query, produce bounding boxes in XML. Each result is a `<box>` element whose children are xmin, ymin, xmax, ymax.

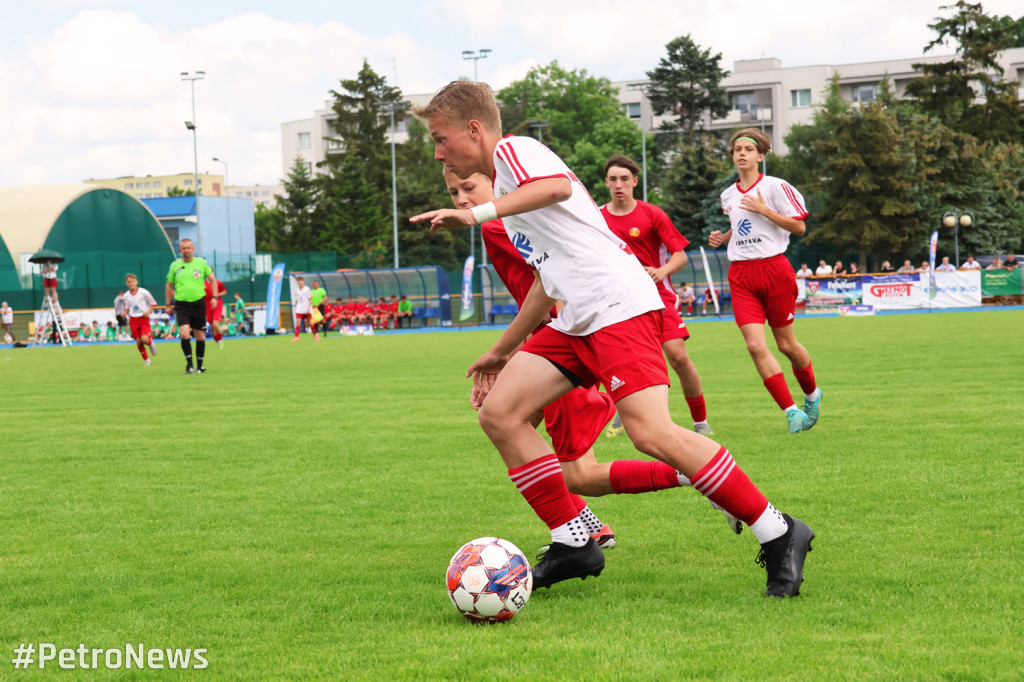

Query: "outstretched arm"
<box><xmin>411</xmin><ymin>177</ymin><xmax>572</xmax><ymax>232</ymax></box>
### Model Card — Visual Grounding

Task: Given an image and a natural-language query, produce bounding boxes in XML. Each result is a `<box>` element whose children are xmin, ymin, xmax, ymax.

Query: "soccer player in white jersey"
<box><xmin>123</xmin><ymin>273</ymin><xmax>158</xmax><ymax>365</ymax></box>
<box><xmin>710</xmin><ymin>128</ymin><xmax>822</xmax><ymax>434</ymax></box>
<box><xmin>291</xmin><ymin>276</ymin><xmax>317</xmax><ymax>342</ymax></box>
<box><xmin>410</xmin><ymin>82</ymin><xmax>813</xmax><ymax>597</ymax></box>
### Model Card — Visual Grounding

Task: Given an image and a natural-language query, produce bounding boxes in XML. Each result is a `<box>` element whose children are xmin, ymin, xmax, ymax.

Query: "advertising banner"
<box><xmin>459</xmin><ymin>255</ymin><xmax>475</xmax><ymax>321</ymax></box>
<box><xmin>930</xmin><ymin>270</ymin><xmax>982</xmax><ymax>308</ymax></box>
<box><xmin>981</xmin><ymin>268</ymin><xmax>1023</xmax><ymax>296</ymax></box>
<box><xmin>804</xmin><ymin>276</ymin><xmax>863</xmax><ymax>309</ymax></box>
<box><xmin>861</xmin><ymin>274</ymin><xmax>928</xmax><ymax>309</ymax></box>
<box><xmin>265</xmin><ymin>263</ymin><xmax>286</xmax><ymax>331</ymax></box>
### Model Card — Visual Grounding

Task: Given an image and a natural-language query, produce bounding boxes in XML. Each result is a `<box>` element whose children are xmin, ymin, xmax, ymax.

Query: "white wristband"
<box><xmin>471</xmin><ymin>201</ymin><xmax>498</xmax><ymax>224</ymax></box>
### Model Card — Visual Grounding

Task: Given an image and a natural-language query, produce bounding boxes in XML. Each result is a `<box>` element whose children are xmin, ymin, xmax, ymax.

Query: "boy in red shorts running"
<box><xmin>412</xmin><ymin>82</ymin><xmax>813</xmax><ymax>597</ymax></box>
<box><xmin>123</xmin><ymin>273</ymin><xmax>158</xmax><ymax>365</ymax></box>
<box><xmin>710</xmin><ymin>128</ymin><xmax>822</xmax><ymax>434</ymax></box>
<box><xmin>205</xmin><ymin>277</ymin><xmax>228</xmax><ymax>349</ymax></box>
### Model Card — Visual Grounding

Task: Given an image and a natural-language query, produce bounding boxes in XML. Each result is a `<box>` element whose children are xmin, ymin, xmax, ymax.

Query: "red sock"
<box><xmin>691</xmin><ymin>447</ymin><xmax>769</xmax><ymax>525</ymax></box>
<box><xmin>793</xmin><ymin>361</ymin><xmax>816</xmax><ymax>395</ymax></box>
<box><xmin>609</xmin><ymin>460</ymin><xmax>681</xmax><ymax>494</ymax></box>
<box><xmin>507</xmin><ymin>454</ymin><xmax>578</xmax><ymax>529</ymax></box>
<box><xmin>214</xmin><ymin>331</ymin><xmax>223</xmax><ymax>343</ymax></box>
<box><xmin>685</xmin><ymin>395</ymin><xmax>707</xmax><ymax>423</ymax></box>
<box><xmin>136</xmin><ymin>340</ymin><xmax>148</xmax><ymax>360</ymax></box>
<box><xmin>763</xmin><ymin>372</ymin><xmax>795</xmax><ymax>410</ymax></box>
<box><xmin>568</xmin><ymin>493</ymin><xmax>587</xmax><ymax>515</ymax></box>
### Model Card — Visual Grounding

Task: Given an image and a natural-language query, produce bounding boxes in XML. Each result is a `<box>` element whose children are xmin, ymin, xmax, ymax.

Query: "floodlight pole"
<box><xmin>181</xmin><ymin>70</ymin><xmax>205</xmax><ymax>251</ymax></box>
<box><xmin>942</xmin><ymin>209</ymin><xmax>973</xmax><ymax>267</ymax></box>
<box><xmin>461</xmin><ymin>49</ymin><xmax>492</xmax><ymax>82</ymax></box>
<box><xmin>378</xmin><ymin>101</ymin><xmax>406</xmax><ymax>269</ymax></box>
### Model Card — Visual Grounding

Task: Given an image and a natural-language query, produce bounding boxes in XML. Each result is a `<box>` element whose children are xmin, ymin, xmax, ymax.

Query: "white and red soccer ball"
<box><xmin>446</xmin><ymin>537</ymin><xmax>532</xmax><ymax>622</ymax></box>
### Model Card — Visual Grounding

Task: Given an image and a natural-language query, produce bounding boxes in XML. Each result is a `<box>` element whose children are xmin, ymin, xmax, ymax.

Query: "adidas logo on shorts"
<box><xmin>609</xmin><ymin>375</ymin><xmax>625</xmax><ymax>392</ymax></box>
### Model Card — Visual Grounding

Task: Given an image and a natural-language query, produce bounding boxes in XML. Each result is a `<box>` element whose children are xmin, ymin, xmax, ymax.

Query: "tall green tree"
<box><xmin>254</xmin><ymin>203</ymin><xmax>287</xmax><ymax>252</ymax></box>
<box><xmin>275</xmin><ymin>156</ymin><xmax>319</xmax><ymax>252</ymax></box>
<box><xmin>808</xmin><ymin>78</ymin><xmax>923</xmax><ymax>269</ymax></box>
<box><xmin>660</xmin><ymin>141</ymin><xmax>732</xmax><ymax>244</ymax></box>
<box><xmin>563</xmin><ymin>116</ymin><xmax>652</xmax><ymax>202</ymax></box>
<box><xmin>645</xmin><ymin>35</ymin><xmax>730</xmax><ymax>145</ymax></box>
<box><xmin>315</xmin><ymin>154</ymin><xmax>388</xmax><ymax>258</ymax></box>
<box><xmin>905</xmin><ymin>1</ymin><xmax>1024</xmax><ymax>143</ymax></box>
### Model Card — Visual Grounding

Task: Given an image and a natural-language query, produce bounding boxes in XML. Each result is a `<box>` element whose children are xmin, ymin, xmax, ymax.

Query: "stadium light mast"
<box><xmin>212</xmin><ymin>157</ymin><xmax>230</xmax><ymax>263</ymax></box>
<box><xmin>942</xmin><ymin>209</ymin><xmax>973</xmax><ymax>268</ymax></box>
<box><xmin>525</xmin><ymin>119</ymin><xmax>549</xmax><ymax>144</ymax></box>
<box><xmin>378</xmin><ymin>101</ymin><xmax>407</xmax><ymax>269</ymax></box>
<box><xmin>461</xmin><ymin>49</ymin><xmax>491</xmax><ymax>81</ymax></box>
<box><xmin>181</xmin><ymin>70</ymin><xmax>205</xmax><ymax>251</ymax></box>
<box><xmin>626</xmin><ymin>82</ymin><xmax>650</xmax><ymax>202</ymax></box>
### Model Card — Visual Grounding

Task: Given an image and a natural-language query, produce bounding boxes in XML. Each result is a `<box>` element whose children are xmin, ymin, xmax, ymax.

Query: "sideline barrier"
<box><xmin>798</xmin><ymin>271</ymin><xmax>983</xmax><ymax>311</ymax></box>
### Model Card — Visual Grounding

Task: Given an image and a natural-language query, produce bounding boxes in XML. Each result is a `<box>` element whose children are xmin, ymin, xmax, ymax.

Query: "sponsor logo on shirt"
<box><xmin>737</xmin><ymin>218</ymin><xmax>753</xmax><ymax>237</ymax></box>
<box><xmin>512</xmin><ymin>233</ymin><xmax>533</xmax><ymax>260</ymax></box>
<box><xmin>609</xmin><ymin>375</ymin><xmax>625</xmax><ymax>392</ymax></box>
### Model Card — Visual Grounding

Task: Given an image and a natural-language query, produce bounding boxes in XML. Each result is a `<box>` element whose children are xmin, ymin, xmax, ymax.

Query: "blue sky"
<box><xmin>2</xmin><ymin>0</ymin><xmax>1020</xmax><ymax>187</ymax></box>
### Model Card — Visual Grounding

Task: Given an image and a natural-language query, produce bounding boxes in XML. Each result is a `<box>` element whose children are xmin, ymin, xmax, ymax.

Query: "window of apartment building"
<box><xmin>184</xmin><ymin>179</ymin><xmax>192</xmax><ymax>187</ymax></box>
<box><xmin>790</xmin><ymin>89</ymin><xmax>811</xmax><ymax>107</ymax></box>
<box><xmin>262</xmin><ymin>190</ymin><xmax>269</xmax><ymax>196</ymax></box>
<box><xmin>304</xmin><ymin>162</ymin><xmax>313</xmax><ymax>175</ymax></box>
<box><xmin>730</xmin><ymin>92</ymin><xmax>759</xmax><ymax>113</ymax></box>
<box><xmin>298</xmin><ymin>132</ymin><xmax>311</xmax><ymax>148</ymax></box>
<box><xmin>125</xmin><ymin>183</ymin><xmax>133</xmax><ymax>189</ymax></box>
<box><xmin>144</xmin><ymin>182</ymin><xmax>151</xmax><ymax>188</ymax></box>
<box><xmin>852</xmin><ymin>84</ymin><xmax>880</xmax><ymax>104</ymax></box>
<box><xmin>154</xmin><ymin>181</ymin><xmax>162</xmax><ymax>188</ymax></box>
<box><xmin>623</xmin><ymin>102</ymin><xmax>642</xmax><ymax>119</ymax></box>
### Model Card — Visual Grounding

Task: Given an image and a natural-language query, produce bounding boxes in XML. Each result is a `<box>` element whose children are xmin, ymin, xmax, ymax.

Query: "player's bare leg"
<box><xmin>740</xmin><ymin>323</ymin><xmax>807</xmax><ymax>433</ymax></box>
<box><xmin>663</xmin><ymin>337</ymin><xmax>712</xmax><ymax>434</ymax></box>
<box><xmin>478</xmin><ymin>352</ymin><xmax>604</xmax><ymax>589</ymax></box>
<box><xmin>771</xmin><ymin>324</ymin><xmax>821</xmax><ymax>430</ymax></box>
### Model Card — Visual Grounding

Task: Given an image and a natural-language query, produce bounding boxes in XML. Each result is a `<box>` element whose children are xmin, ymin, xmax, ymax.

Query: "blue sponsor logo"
<box><xmin>736</xmin><ymin>218</ymin><xmax>752</xmax><ymax>237</ymax></box>
<box><xmin>513</xmin><ymin>233</ymin><xmax>533</xmax><ymax>260</ymax></box>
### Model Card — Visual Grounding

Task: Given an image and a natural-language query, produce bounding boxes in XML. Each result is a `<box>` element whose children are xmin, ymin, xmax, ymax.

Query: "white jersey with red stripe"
<box><xmin>123</xmin><ymin>287</ymin><xmax>157</xmax><ymax>318</ymax></box>
<box><xmin>492</xmin><ymin>135</ymin><xmax>662</xmax><ymax>336</ymax></box>
<box><xmin>720</xmin><ymin>174</ymin><xmax>808</xmax><ymax>262</ymax></box>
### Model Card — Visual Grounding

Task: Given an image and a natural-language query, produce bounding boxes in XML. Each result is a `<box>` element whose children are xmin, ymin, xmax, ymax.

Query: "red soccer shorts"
<box><xmin>660</xmin><ymin>292</ymin><xmax>690</xmax><ymax>342</ymax></box>
<box><xmin>44</xmin><ymin>278</ymin><xmax>58</xmax><ymax>290</ymax></box>
<box><xmin>521</xmin><ymin>311</ymin><xmax>669</xmax><ymax>402</ymax></box>
<box><xmin>206</xmin><ymin>304</ymin><xmax>224</xmax><ymax>323</ymax></box>
<box><xmin>129</xmin><ymin>316</ymin><xmax>152</xmax><ymax>340</ymax></box>
<box><xmin>729</xmin><ymin>254</ymin><xmax>798</xmax><ymax>328</ymax></box>
<box><xmin>543</xmin><ymin>386</ymin><xmax>617</xmax><ymax>462</ymax></box>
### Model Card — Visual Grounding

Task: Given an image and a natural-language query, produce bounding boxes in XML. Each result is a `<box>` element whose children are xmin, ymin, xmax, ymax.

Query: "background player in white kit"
<box><xmin>411</xmin><ymin>82</ymin><xmax>813</xmax><ymax>597</ymax></box>
<box><xmin>291</xmin><ymin>276</ymin><xmax>318</xmax><ymax>342</ymax></box>
<box><xmin>709</xmin><ymin>128</ymin><xmax>822</xmax><ymax>434</ymax></box>
<box><xmin>123</xmin><ymin>273</ymin><xmax>158</xmax><ymax>366</ymax></box>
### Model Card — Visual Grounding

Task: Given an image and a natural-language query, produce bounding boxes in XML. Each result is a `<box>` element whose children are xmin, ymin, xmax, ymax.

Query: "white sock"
<box><xmin>577</xmin><ymin>506</ymin><xmax>604</xmax><ymax>535</ymax></box>
<box><xmin>749</xmin><ymin>504</ymin><xmax>789</xmax><ymax>544</ymax></box>
<box><xmin>804</xmin><ymin>388</ymin><xmax>821</xmax><ymax>402</ymax></box>
<box><xmin>550</xmin><ymin>516</ymin><xmax>589</xmax><ymax>547</ymax></box>
<box><xmin>676</xmin><ymin>471</ymin><xmax>692</xmax><ymax>487</ymax></box>
<box><xmin>784</xmin><ymin>404</ymin><xmax>799</xmax><ymax>414</ymax></box>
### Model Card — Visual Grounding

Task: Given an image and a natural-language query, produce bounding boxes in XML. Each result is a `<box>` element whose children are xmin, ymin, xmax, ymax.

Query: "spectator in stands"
<box><xmin>1</xmin><ymin>301</ymin><xmax>17</xmax><ymax>343</ymax></box>
<box><xmin>105</xmin><ymin>321</ymin><xmax>117</xmax><ymax>341</ymax></box>
<box><xmin>677</xmin><ymin>282</ymin><xmax>695</xmax><ymax>316</ymax></box>
<box><xmin>1004</xmin><ymin>253</ymin><xmax>1019</xmax><ymax>269</ymax></box>
<box><xmin>879</xmin><ymin>260</ymin><xmax>896</xmax><ymax>273</ymax></box>
<box><xmin>897</xmin><ymin>259</ymin><xmax>916</xmax><ymax>274</ymax></box>
<box><xmin>388</xmin><ymin>296</ymin><xmax>400</xmax><ymax>328</ymax></box>
<box><xmin>396</xmin><ymin>295</ymin><xmax>413</xmax><ymax>327</ymax></box>
<box><xmin>918</xmin><ymin>261</ymin><xmax>930</xmax><ymax>274</ymax></box>
<box><xmin>701</xmin><ymin>285</ymin><xmax>720</xmax><ymax>315</ymax></box>
<box><xmin>815</xmin><ymin>259</ymin><xmax>832</xmax><ymax>276</ymax></box>
<box><xmin>986</xmin><ymin>257</ymin><xmax>1004</xmax><ymax>270</ymax></box>
<box><xmin>832</xmin><ymin>260</ymin><xmax>846</xmax><ymax>276</ymax></box>
<box><xmin>848</xmin><ymin>263</ymin><xmax>860</xmax><ymax>275</ymax></box>
<box><xmin>960</xmin><ymin>255</ymin><xmax>981</xmax><ymax>270</ymax></box>
<box><xmin>936</xmin><ymin>256</ymin><xmax>956</xmax><ymax>272</ymax></box>
<box><xmin>795</xmin><ymin>263</ymin><xmax>813</xmax><ymax>278</ymax></box>
<box><xmin>78</xmin><ymin>323</ymin><xmax>93</xmax><ymax>342</ymax></box>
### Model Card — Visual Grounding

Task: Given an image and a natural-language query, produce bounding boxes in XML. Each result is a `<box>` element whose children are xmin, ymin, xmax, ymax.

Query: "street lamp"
<box><xmin>626</xmin><ymin>82</ymin><xmax>650</xmax><ymax>202</ymax></box>
<box><xmin>461</xmin><ymin>49</ymin><xmax>491</xmax><ymax>81</ymax></box>
<box><xmin>942</xmin><ymin>209</ymin><xmax>973</xmax><ymax>267</ymax></box>
<box><xmin>525</xmin><ymin>119</ymin><xmax>549</xmax><ymax>144</ymax></box>
<box><xmin>378</xmin><ymin>101</ymin><xmax>407</xmax><ymax>269</ymax></box>
<box><xmin>181</xmin><ymin>70</ymin><xmax>204</xmax><ymax>251</ymax></box>
<box><xmin>212</xmin><ymin>157</ymin><xmax>230</xmax><ymax>263</ymax></box>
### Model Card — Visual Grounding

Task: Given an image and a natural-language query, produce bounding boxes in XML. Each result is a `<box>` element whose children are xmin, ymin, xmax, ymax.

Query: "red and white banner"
<box><xmin>861</xmin><ymin>271</ymin><xmax>980</xmax><ymax>309</ymax></box>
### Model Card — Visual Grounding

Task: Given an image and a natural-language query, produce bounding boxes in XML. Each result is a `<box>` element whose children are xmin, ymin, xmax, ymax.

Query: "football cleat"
<box><xmin>196</xmin><ymin>367</ymin><xmax>207</xmax><ymax>374</ymax></box>
<box><xmin>218</xmin><ymin>340</ymin><xmax>224</xmax><ymax>350</ymax></box>
<box><xmin>591</xmin><ymin>524</ymin><xmax>616</xmax><ymax>549</ymax></box>
<box><xmin>605</xmin><ymin>413</ymin><xmax>624</xmax><ymax>438</ymax></box>
<box><xmin>149</xmin><ymin>343</ymin><xmax>157</xmax><ymax>356</ymax></box>
<box><xmin>185</xmin><ymin>366</ymin><xmax>196</xmax><ymax>374</ymax></box>
<box><xmin>708</xmin><ymin>499</ymin><xmax>743</xmax><ymax>535</ymax></box>
<box><xmin>694</xmin><ymin>421</ymin><xmax>714</xmax><ymax>435</ymax></box>
<box><xmin>144</xmin><ymin>358</ymin><xmax>151</xmax><ymax>366</ymax></box>
<box><xmin>756</xmin><ymin>514</ymin><xmax>814</xmax><ymax>598</ymax></box>
<box><xmin>802</xmin><ymin>389</ymin><xmax>821</xmax><ymax>430</ymax></box>
<box><xmin>786</xmin><ymin>408</ymin><xmax>808</xmax><ymax>434</ymax></box>
<box><xmin>532</xmin><ymin>538</ymin><xmax>604</xmax><ymax>590</ymax></box>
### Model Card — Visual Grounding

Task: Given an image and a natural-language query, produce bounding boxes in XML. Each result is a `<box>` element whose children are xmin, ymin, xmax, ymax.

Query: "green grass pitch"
<box><xmin>2</xmin><ymin>311</ymin><xmax>1022</xmax><ymax>679</ymax></box>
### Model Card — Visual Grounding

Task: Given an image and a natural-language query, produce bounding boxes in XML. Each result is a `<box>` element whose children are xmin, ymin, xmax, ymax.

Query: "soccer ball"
<box><xmin>446</xmin><ymin>537</ymin><xmax>532</xmax><ymax>622</ymax></box>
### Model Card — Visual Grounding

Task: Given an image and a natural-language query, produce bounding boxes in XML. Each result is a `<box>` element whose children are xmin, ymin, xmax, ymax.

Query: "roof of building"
<box><xmin>141</xmin><ymin>196</ymin><xmax>197</xmax><ymax>217</ymax></box>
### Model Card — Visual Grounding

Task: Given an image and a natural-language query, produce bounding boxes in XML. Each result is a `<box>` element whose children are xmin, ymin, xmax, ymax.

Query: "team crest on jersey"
<box><xmin>629</xmin><ymin>227</ymin><xmax>640</xmax><ymax>237</ymax></box>
<box><xmin>737</xmin><ymin>218</ymin><xmax>753</xmax><ymax>237</ymax></box>
<box><xmin>498</xmin><ymin>186</ymin><xmax>509</xmax><ymax>196</ymax></box>
<box><xmin>193</xmin><ymin>270</ymin><xmax>202</xmax><ymax>279</ymax></box>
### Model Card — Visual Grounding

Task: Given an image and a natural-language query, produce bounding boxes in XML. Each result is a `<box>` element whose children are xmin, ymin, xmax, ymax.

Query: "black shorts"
<box><xmin>174</xmin><ymin>299</ymin><xmax>207</xmax><ymax>330</ymax></box>
<box><xmin>116</xmin><ymin>314</ymin><xmax>127</xmax><ymax>328</ymax></box>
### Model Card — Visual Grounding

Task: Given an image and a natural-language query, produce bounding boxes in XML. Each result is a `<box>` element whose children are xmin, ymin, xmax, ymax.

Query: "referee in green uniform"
<box><xmin>165</xmin><ymin>238</ymin><xmax>217</xmax><ymax>374</ymax></box>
